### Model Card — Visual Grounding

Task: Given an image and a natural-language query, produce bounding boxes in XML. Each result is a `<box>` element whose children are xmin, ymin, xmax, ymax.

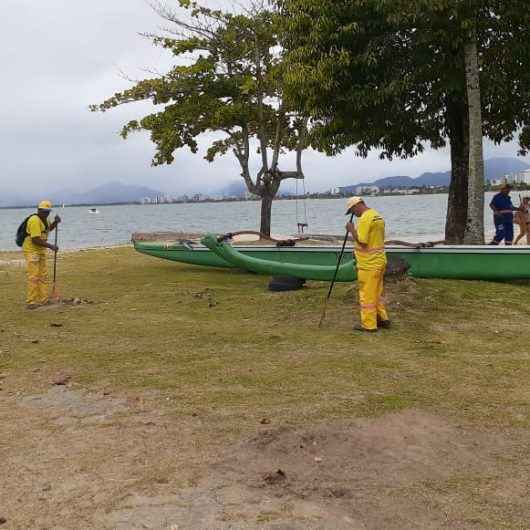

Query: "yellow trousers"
<box><xmin>357</xmin><ymin>268</ymin><xmax>388</xmax><ymax>330</ymax></box>
<box><xmin>24</xmin><ymin>251</ymin><xmax>49</xmax><ymax>305</ymax></box>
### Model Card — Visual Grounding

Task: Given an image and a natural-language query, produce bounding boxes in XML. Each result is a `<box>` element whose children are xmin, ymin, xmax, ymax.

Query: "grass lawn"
<box><xmin>1</xmin><ymin>247</ymin><xmax>529</xmax><ymax>529</ymax></box>
<box><xmin>2</xmin><ymin>247</ymin><xmax>528</xmax><ymax>428</ymax></box>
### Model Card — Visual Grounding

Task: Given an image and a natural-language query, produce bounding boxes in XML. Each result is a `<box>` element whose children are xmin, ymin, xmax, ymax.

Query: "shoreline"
<box><xmin>0</xmin><ymin>242</ymin><xmax>132</xmax><ymax>257</ymax></box>
<box><xmin>0</xmin><ymin>229</ymin><xmax>514</xmax><ymax>254</ymax></box>
<box><xmin>2</xmin><ymin>187</ymin><xmax>530</xmax><ymax>210</ymax></box>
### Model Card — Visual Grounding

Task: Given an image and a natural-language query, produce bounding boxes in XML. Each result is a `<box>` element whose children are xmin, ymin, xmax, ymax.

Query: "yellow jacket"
<box><xmin>354</xmin><ymin>208</ymin><xmax>387</xmax><ymax>271</ymax></box>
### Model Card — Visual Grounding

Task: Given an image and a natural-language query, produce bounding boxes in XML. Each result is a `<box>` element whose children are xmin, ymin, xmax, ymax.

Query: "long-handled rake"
<box><xmin>318</xmin><ymin>213</ymin><xmax>354</xmax><ymax>328</ymax></box>
<box><xmin>50</xmin><ymin>224</ymin><xmax>61</xmax><ymax>302</ymax></box>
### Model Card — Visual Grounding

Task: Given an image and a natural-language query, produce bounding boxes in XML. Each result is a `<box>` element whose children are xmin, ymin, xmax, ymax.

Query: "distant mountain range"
<box><xmin>50</xmin><ymin>181</ymin><xmax>162</xmax><ymax>205</ymax></box>
<box><xmin>0</xmin><ymin>181</ymin><xmax>162</xmax><ymax>208</ymax></box>
<box><xmin>2</xmin><ymin>157</ymin><xmax>530</xmax><ymax>208</ymax></box>
<box><xmin>346</xmin><ymin>157</ymin><xmax>530</xmax><ymax>190</ymax></box>
<box><xmin>222</xmin><ymin>157</ymin><xmax>530</xmax><ymax>198</ymax></box>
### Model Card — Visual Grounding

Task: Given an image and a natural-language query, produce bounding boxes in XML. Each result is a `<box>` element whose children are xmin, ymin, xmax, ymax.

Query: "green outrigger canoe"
<box><xmin>134</xmin><ymin>235</ymin><xmax>530</xmax><ymax>281</ymax></box>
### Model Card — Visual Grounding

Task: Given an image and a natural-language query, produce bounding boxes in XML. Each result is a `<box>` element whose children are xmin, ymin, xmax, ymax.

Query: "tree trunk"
<box><xmin>260</xmin><ymin>193</ymin><xmax>274</xmax><ymax>236</ymax></box>
<box><xmin>463</xmin><ymin>35</ymin><xmax>485</xmax><ymax>244</ymax></box>
<box><xmin>445</xmin><ymin>96</ymin><xmax>469</xmax><ymax>244</ymax></box>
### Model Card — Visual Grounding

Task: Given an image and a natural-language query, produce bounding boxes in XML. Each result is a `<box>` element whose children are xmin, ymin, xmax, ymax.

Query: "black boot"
<box><xmin>377</xmin><ymin>318</ymin><xmax>391</xmax><ymax>329</ymax></box>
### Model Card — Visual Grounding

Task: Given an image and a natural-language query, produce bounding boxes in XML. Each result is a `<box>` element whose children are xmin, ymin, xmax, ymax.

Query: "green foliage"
<box><xmin>281</xmin><ymin>0</ymin><xmax>530</xmax><ymax>242</ymax></box>
<box><xmin>91</xmin><ymin>2</ymin><xmax>306</xmax><ymax>190</ymax></box>
<box><xmin>282</xmin><ymin>0</ymin><xmax>530</xmax><ymax>156</ymax></box>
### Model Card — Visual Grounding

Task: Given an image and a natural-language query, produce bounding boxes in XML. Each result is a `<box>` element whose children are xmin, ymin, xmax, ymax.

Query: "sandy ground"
<box><xmin>2</xmin><ymin>381</ymin><xmax>528</xmax><ymax>530</ymax></box>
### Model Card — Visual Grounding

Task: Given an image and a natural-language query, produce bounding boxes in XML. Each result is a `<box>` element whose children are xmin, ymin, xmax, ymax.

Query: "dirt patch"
<box><xmin>19</xmin><ymin>386</ymin><xmax>129</xmax><ymax>426</ymax></box>
<box><xmin>98</xmin><ymin>410</ymin><xmax>528</xmax><ymax>530</ymax></box>
<box><xmin>2</xmin><ymin>389</ymin><xmax>528</xmax><ymax>530</ymax></box>
<box><xmin>1</xmin><ymin>386</ymin><xmax>207</xmax><ymax>530</ymax></box>
<box><xmin>228</xmin><ymin>410</ymin><xmax>491</xmax><ymax>490</ymax></box>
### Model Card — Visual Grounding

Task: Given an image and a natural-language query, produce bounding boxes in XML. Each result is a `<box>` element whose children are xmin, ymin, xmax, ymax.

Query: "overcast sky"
<box><xmin>1</xmin><ymin>0</ymin><xmax>529</xmax><ymax>198</ymax></box>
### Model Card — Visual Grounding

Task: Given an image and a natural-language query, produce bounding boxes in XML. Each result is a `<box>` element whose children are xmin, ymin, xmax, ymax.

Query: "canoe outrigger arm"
<box><xmin>202</xmin><ymin>233</ymin><xmax>357</xmax><ymax>282</ymax></box>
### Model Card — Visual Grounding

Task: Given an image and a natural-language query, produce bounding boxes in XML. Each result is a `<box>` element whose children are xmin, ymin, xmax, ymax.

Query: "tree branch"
<box><xmin>148</xmin><ymin>1</ymin><xmax>219</xmax><ymax>39</ymax></box>
<box><xmin>296</xmin><ymin>118</ymin><xmax>308</xmax><ymax>176</ymax></box>
<box><xmin>231</xmin><ymin>124</ymin><xmax>259</xmax><ymax>194</ymax></box>
<box><xmin>254</xmin><ymin>35</ymin><xmax>269</xmax><ymax>174</ymax></box>
<box><xmin>271</xmin><ymin>102</ymin><xmax>284</xmax><ymax>172</ymax></box>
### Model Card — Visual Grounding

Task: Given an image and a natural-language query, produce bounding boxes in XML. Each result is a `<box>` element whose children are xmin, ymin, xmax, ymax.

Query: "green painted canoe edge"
<box><xmin>201</xmin><ymin>233</ymin><xmax>357</xmax><ymax>282</ymax></box>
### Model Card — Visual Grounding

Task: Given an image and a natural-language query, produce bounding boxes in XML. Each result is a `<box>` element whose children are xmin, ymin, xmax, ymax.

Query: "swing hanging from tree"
<box><xmin>295</xmin><ymin>176</ymin><xmax>309</xmax><ymax>235</ymax></box>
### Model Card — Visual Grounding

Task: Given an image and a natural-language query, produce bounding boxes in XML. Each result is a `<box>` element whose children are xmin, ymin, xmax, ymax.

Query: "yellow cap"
<box><xmin>38</xmin><ymin>200</ymin><xmax>52</xmax><ymax>211</ymax></box>
<box><xmin>345</xmin><ymin>196</ymin><xmax>364</xmax><ymax>214</ymax></box>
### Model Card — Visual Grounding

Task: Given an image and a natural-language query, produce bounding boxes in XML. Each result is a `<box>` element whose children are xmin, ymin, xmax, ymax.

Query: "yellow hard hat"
<box><xmin>345</xmin><ymin>196</ymin><xmax>364</xmax><ymax>214</ymax></box>
<box><xmin>38</xmin><ymin>200</ymin><xmax>52</xmax><ymax>211</ymax></box>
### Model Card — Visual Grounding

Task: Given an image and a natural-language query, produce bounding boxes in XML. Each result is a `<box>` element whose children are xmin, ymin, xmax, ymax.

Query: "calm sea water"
<box><xmin>0</xmin><ymin>193</ymin><xmax>506</xmax><ymax>251</ymax></box>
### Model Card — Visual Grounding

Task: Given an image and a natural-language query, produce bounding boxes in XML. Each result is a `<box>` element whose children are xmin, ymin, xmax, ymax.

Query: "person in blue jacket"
<box><xmin>489</xmin><ymin>183</ymin><xmax>519</xmax><ymax>245</ymax></box>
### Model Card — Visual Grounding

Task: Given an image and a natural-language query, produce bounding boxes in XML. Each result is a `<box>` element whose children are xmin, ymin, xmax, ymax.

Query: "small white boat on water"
<box><xmin>89</xmin><ymin>208</ymin><xmax>99</xmax><ymax>214</ymax></box>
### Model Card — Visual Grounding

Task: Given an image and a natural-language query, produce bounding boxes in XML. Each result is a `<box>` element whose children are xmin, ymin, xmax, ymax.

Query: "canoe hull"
<box><xmin>134</xmin><ymin>240</ymin><xmax>530</xmax><ymax>281</ymax></box>
<box><xmin>393</xmin><ymin>247</ymin><xmax>530</xmax><ymax>280</ymax></box>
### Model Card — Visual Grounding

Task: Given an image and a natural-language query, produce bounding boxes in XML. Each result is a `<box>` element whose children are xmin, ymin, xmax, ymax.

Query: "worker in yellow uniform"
<box><xmin>345</xmin><ymin>197</ymin><xmax>390</xmax><ymax>332</ymax></box>
<box><xmin>22</xmin><ymin>201</ymin><xmax>61</xmax><ymax>309</ymax></box>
